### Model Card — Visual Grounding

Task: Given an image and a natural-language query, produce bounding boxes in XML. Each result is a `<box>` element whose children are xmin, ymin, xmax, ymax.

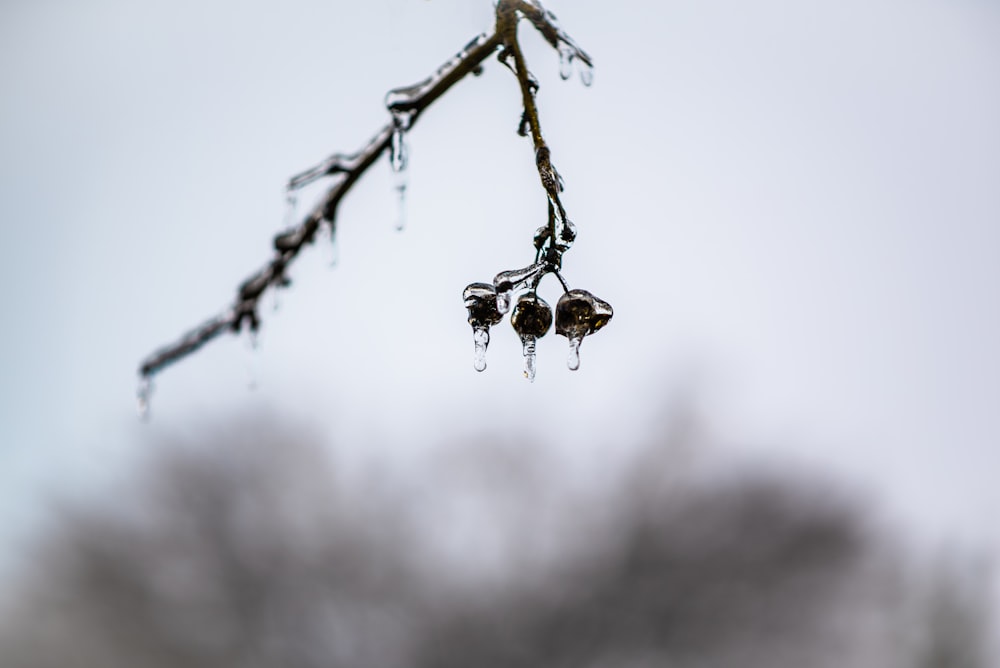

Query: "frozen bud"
<box><xmin>463</xmin><ymin>282</ymin><xmax>504</xmax><ymax>329</ymax></box>
<box><xmin>463</xmin><ymin>282</ymin><xmax>504</xmax><ymax>372</ymax></box>
<box><xmin>511</xmin><ymin>294</ymin><xmax>553</xmax><ymax>339</ymax></box>
<box><xmin>556</xmin><ymin>289</ymin><xmax>612</xmax><ymax>338</ymax></box>
<box><xmin>533</xmin><ymin>225</ymin><xmax>550</xmax><ymax>251</ymax></box>
<box><xmin>555</xmin><ymin>289</ymin><xmax>613</xmax><ymax>371</ymax></box>
<box><xmin>511</xmin><ymin>294</ymin><xmax>552</xmax><ymax>382</ymax></box>
<box><xmin>555</xmin><ymin>220</ymin><xmax>577</xmax><ymax>251</ymax></box>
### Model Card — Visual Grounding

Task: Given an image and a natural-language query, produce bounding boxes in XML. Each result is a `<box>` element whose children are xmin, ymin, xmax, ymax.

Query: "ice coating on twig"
<box><xmin>139</xmin><ymin>1</ymin><xmax>610</xmax><ymax>393</ymax></box>
<box><xmin>385</xmin><ymin>34</ymin><xmax>495</xmax><ymax>113</ymax></box>
<box><xmin>493</xmin><ymin>261</ymin><xmax>548</xmax><ymax>314</ymax></box>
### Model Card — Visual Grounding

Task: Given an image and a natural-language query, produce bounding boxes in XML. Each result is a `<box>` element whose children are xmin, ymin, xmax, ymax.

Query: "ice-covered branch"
<box><xmin>138</xmin><ymin>0</ymin><xmax>607</xmax><ymax>406</ymax></box>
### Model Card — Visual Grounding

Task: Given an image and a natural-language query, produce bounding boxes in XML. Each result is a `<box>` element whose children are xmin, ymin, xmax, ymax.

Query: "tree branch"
<box><xmin>138</xmin><ymin>0</ymin><xmax>591</xmax><ymax>390</ymax></box>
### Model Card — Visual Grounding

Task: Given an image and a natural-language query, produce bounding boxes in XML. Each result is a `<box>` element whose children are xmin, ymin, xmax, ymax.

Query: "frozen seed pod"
<box><xmin>555</xmin><ymin>219</ymin><xmax>577</xmax><ymax>252</ymax></box>
<box><xmin>555</xmin><ymin>289</ymin><xmax>614</xmax><ymax>371</ymax></box>
<box><xmin>511</xmin><ymin>294</ymin><xmax>553</xmax><ymax>382</ymax></box>
<box><xmin>533</xmin><ymin>225</ymin><xmax>550</xmax><ymax>251</ymax></box>
<box><xmin>463</xmin><ymin>282</ymin><xmax>504</xmax><ymax>372</ymax></box>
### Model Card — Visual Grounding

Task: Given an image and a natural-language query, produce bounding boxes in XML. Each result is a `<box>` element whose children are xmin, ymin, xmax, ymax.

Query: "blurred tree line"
<box><xmin>0</xmin><ymin>417</ymin><xmax>993</xmax><ymax>668</ymax></box>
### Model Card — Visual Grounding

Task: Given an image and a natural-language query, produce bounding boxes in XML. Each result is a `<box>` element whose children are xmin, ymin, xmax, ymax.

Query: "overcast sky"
<box><xmin>1</xmin><ymin>0</ymin><xmax>999</xmax><ymax>582</ymax></box>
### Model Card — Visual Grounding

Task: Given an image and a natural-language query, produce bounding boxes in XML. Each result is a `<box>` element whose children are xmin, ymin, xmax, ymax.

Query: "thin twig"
<box><xmin>139</xmin><ymin>0</ymin><xmax>587</xmax><ymax>381</ymax></box>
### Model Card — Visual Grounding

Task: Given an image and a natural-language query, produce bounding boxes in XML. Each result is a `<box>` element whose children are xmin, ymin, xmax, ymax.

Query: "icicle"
<box><xmin>473</xmin><ymin>326</ymin><xmax>490</xmax><ymax>372</ymax></box>
<box><xmin>567</xmin><ymin>335</ymin><xmax>582</xmax><ymax>371</ymax></box>
<box><xmin>522</xmin><ymin>335</ymin><xmax>538</xmax><ymax>382</ymax></box>
<box><xmin>246</xmin><ymin>328</ymin><xmax>260</xmax><ymax>390</ymax></box>
<box><xmin>579</xmin><ymin>61</ymin><xmax>594</xmax><ymax>87</ymax></box>
<box><xmin>316</xmin><ymin>221</ymin><xmax>339</xmax><ymax>266</ymax></box>
<box><xmin>283</xmin><ymin>190</ymin><xmax>298</xmax><ymax>228</ymax></box>
<box><xmin>558</xmin><ymin>43</ymin><xmax>574</xmax><ymax>81</ymax></box>
<box><xmin>136</xmin><ymin>377</ymin><xmax>153</xmax><ymax>421</ymax></box>
<box><xmin>390</xmin><ymin>115</ymin><xmax>410</xmax><ymax>232</ymax></box>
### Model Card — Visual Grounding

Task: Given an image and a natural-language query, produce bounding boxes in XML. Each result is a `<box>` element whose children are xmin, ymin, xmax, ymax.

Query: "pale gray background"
<box><xmin>1</xmin><ymin>0</ymin><xmax>998</xmax><ymax>593</ymax></box>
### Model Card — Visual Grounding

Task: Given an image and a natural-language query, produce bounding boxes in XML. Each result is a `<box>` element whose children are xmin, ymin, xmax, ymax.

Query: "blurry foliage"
<box><xmin>0</xmin><ymin>419</ymin><xmax>993</xmax><ymax>668</ymax></box>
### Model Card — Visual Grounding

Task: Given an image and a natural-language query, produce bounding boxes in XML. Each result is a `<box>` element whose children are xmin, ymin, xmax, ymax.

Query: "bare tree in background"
<box><xmin>0</xmin><ymin>419</ymin><xmax>993</xmax><ymax>668</ymax></box>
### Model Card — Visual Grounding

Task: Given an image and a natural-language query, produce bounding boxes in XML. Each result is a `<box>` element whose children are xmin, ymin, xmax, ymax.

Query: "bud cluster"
<box><xmin>463</xmin><ymin>257</ymin><xmax>611</xmax><ymax>381</ymax></box>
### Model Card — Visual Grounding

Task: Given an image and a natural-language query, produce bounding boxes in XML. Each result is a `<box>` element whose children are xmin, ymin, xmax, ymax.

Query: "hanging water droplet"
<box><xmin>521</xmin><ymin>335</ymin><xmax>538</xmax><ymax>382</ymax></box>
<box><xmin>558</xmin><ymin>43</ymin><xmax>574</xmax><ymax>81</ymax></box>
<box><xmin>579</xmin><ymin>61</ymin><xmax>594</xmax><ymax>87</ymax></box>
<box><xmin>136</xmin><ymin>377</ymin><xmax>153</xmax><ymax>421</ymax></box>
<box><xmin>473</xmin><ymin>326</ymin><xmax>489</xmax><ymax>372</ymax></box>
<box><xmin>390</xmin><ymin>123</ymin><xmax>409</xmax><ymax>232</ymax></box>
<box><xmin>496</xmin><ymin>289</ymin><xmax>512</xmax><ymax>315</ymax></box>
<box><xmin>245</xmin><ymin>327</ymin><xmax>261</xmax><ymax>390</ymax></box>
<box><xmin>394</xmin><ymin>175</ymin><xmax>407</xmax><ymax>232</ymax></box>
<box><xmin>567</xmin><ymin>335</ymin><xmax>582</xmax><ymax>371</ymax></box>
<box><xmin>283</xmin><ymin>190</ymin><xmax>298</xmax><ymax>228</ymax></box>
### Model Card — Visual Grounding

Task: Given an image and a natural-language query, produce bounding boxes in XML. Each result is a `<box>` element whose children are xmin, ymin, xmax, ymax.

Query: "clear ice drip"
<box><xmin>567</xmin><ymin>335</ymin><xmax>582</xmax><ymax>371</ymax></box>
<box><xmin>284</xmin><ymin>190</ymin><xmax>298</xmax><ymax>228</ymax></box>
<box><xmin>136</xmin><ymin>377</ymin><xmax>153</xmax><ymax>420</ymax></box>
<box><xmin>558</xmin><ymin>43</ymin><xmax>574</xmax><ymax>81</ymax></box>
<box><xmin>473</xmin><ymin>326</ymin><xmax>489</xmax><ymax>372</ymax></box>
<box><xmin>247</xmin><ymin>327</ymin><xmax>260</xmax><ymax>392</ymax></box>
<box><xmin>390</xmin><ymin>115</ymin><xmax>410</xmax><ymax>231</ymax></box>
<box><xmin>579</xmin><ymin>61</ymin><xmax>594</xmax><ymax>87</ymax></box>
<box><xmin>522</xmin><ymin>335</ymin><xmax>538</xmax><ymax>382</ymax></box>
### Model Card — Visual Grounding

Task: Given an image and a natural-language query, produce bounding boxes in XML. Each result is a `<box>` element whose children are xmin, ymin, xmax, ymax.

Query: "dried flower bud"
<box><xmin>555</xmin><ymin>289</ymin><xmax>613</xmax><ymax>371</ymax></box>
<box><xmin>463</xmin><ymin>282</ymin><xmax>504</xmax><ymax>329</ymax></box>
<box><xmin>511</xmin><ymin>294</ymin><xmax>553</xmax><ymax>339</ymax></box>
